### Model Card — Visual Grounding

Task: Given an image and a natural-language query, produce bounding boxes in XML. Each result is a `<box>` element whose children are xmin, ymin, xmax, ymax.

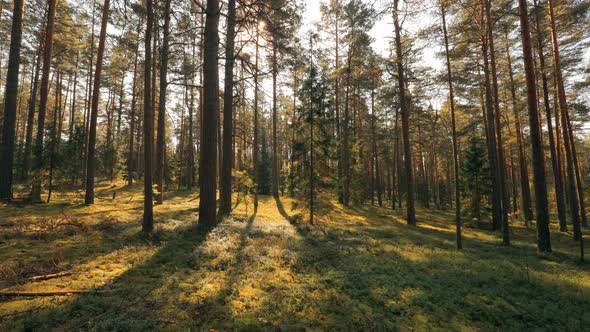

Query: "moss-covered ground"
<box><xmin>1</xmin><ymin>182</ymin><xmax>589</xmax><ymax>330</ymax></box>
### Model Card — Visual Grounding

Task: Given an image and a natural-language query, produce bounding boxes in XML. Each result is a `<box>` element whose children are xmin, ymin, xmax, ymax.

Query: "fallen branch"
<box><xmin>0</xmin><ymin>289</ymin><xmax>108</xmax><ymax>297</ymax></box>
<box><xmin>28</xmin><ymin>271</ymin><xmax>73</xmax><ymax>282</ymax></box>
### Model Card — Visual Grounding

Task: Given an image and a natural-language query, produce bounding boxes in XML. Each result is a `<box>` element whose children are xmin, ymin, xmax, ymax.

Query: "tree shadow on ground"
<box><xmin>3</xmin><ymin>196</ymin><xmax>590</xmax><ymax>330</ymax></box>
<box><xmin>256</xmin><ymin>198</ymin><xmax>590</xmax><ymax>330</ymax></box>
<box><xmin>3</xmin><ymin>222</ymin><xmax>216</xmax><ymax>331</ymax></box>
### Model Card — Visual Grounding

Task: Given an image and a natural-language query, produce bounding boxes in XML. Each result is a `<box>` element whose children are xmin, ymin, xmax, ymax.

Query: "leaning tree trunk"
<box><xmin>548</xmin><ymin>0</ymin><xmax>582</xmax><ymax>242</ymax></box>
<box><xmin>219</xmin><ymin>0</ymin><xmax>236</xmax><ymax>216</ymax></box>
<box><xmin>84</xmin><ymin>0</ymin><xmax>110</xmax><ymax>204</ymax></box>
<box><xmin>156</xmin><ymin>0</ymin><xmax>172</xmax><ymax>204</ymax></box>
<box><xmin>0</xmin><ymin>0</ymin><xmax>25</xmax><ymax>200</ymax></box>
<box><xmin>198</xmin><ymin>0</ymin><xmax>220</xmax><ymax>226</ymax></box>
<box><xmin>517</xmin><ymin>0</ymin><xmax>552</xmax><ymax>252</ymax></box>
<box><xmin>31</xmin><ymin>0</ymin><xmax>58</xmax><ymax>203</ymax></box>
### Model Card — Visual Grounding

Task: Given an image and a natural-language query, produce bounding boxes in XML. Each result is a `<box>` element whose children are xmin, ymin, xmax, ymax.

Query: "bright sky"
<box><xmin>301</xmin><ymin>0</ymin><xmax>442</xmax><ymax>66</ymax></box>
<box><xmin>298</xmin><ymin>0</ymin><xmax>444</xmax><ymax>107</ymax></box>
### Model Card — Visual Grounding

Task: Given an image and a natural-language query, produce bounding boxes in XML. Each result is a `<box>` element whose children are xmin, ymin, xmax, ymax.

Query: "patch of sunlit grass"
<box><xmin>2</xmin><ymin>185</ymin><xmax>590</xmax><ymax>330</ymax></box>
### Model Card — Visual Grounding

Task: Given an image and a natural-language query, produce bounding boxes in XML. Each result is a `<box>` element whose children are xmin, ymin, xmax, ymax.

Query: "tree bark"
<box><xmin>271</xmin><ymin>41</ymin><xmax>279</xmax><ymax>198</ymax></box>
<box><xmin>219</xmin><ymin>0</ymin><xmax>236</xmax><ymax>216</ymax></box>
<box><xmin>0</xmin><ymin>0</ymin><xmax>24</xmax><ymax>200</ymax></box>
<box><xmin>21</xmin><ymin>45</ymin><xmax>42</xmax><ymax>183</ymax></box>
<box><xmin>253</xmin><ymin>21</ymin><xmax>260</xmax><ymax>211</ymax></box>
<box><xmin>128</xmin><ymin>29</ymin><xmax>140</xmax><ymax>186</ymax></box>
<box><xmin>156</xmin><ymin>0</ymin><xmax>172</xmax><ymax>204</ymax></box>
<box><xmin>532</xmin><ymin>0</ymin><xmax>567</xmax><ymax>231</ymax></box>
<box><xmin>84</xmin><ymin>0</ymin><xmax>110</xmax><ymax>205</ymax></box>
<box><xmin>518</xmin><ymin>0</ymin><xmax>552</xmax><ymax>252</ymax></box>
<box><xmin>505</xmin><ymin>34</ymin><xmax>534</xmax><ymax>225</ymax></box>
<box><xmin>393</xmin><ymin>0</ymin><xmax>416</xmax><ymax>225</ymax></box>
<box><xmin>548</xmin><ymin>0</ymin><xmax>582</xmax><ymax>242</ymax></box>
<box><xmin>31</xmin><ymin>0</ymin><xmax>58</xmax><ymax>203</ymax></box>
<box><xmin>143</xmin><ymin>0</ymin><xmax>155</xmax><ymax>232</ymax></box>
<box><xmin>479</xmin><ymin>0</ymin><xmax>502</xmax><ymax>232</ymax></box>
<box><xmin>198</xmin><ymin>0</ymin><xmax>220</xmax><ymax>226</ymax></box>
<box><xmin>69</xmin><ymin>52</ymin><xmax>79</xmax><ymax>142</ymax></box>
<box><xmin>47</xmin><ymin>71</ymin><xmax>62</xmax><ymax>203</ymax></box>
<box><xmin>342</xmin><ymin>46</ymin><xmax>352</xmax><ymax>206</ymax></box>
<box><xmin>440</xmin><ymin>0</ymin><xmax>461</xmax><ymax>249</ymax></box>
<box><xmin>484</xmin><ymin>0</ymin><xmax>510</xmax><ymax>244</ymax></box>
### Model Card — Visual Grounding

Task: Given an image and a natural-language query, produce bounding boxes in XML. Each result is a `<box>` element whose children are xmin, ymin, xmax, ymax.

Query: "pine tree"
<box><xmin>198</xmin><ymin>0</ymin><xmax>220</xmax><ymax>226</ymax></box>
<box><xmin>84</xmin><ymin>0</ymin><xmax>111</xmax><ymax>205</ymax></box>
<box><xmin>0</xmin><ymin>0</ymin><xmax>24</xmax><ymax>200</ymax></box>
<box><xmin>461</xmin><ymin>136</ymin><xmax>491</xmax><ymax>223</ymax></box>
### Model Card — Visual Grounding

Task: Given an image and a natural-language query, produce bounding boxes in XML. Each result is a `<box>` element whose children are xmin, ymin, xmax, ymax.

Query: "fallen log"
<box><xmin>0</xmin><ymin>289</ymin><xmax>108</xmax><ymax>297</ymax></box>
<box><xmin>28</xmin><ymin>271</ymin><xmax>73</xmax><ymax>282</ymax></box>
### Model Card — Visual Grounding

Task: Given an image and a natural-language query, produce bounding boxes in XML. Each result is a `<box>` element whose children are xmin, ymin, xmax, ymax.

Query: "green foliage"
<box><xmin>291</xmin><ymin>58</ymin><xmax>334</xmax><ymax>204</ymax></box>
<box><xmin>461</xmin><ymin>136</ymin><xmax>491</xmax><ymax>221</ymax></box>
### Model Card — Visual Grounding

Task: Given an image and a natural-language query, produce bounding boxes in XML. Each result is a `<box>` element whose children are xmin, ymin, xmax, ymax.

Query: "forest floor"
<box><xmin>1</xmin><ymin>182</ymin><xmax>589</xmax><ymax>331</ymax></box>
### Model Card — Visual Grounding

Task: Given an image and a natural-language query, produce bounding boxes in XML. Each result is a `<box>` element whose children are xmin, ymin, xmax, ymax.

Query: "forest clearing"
<box><xmin>1</xmin><ymin>0</ymin><xmax>590</xmax><ymax>329</ymax></box>
<box><xmin>1</xmin><ymin>183</ymin><xmax>589</xmax><ymax>330</ymax></box>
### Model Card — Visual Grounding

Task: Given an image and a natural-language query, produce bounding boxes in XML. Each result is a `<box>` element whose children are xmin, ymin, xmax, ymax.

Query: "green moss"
<box><xmin>1</xmin><ymin>183</ymin><xmax>589</xmax><ymax>330</ymax></box>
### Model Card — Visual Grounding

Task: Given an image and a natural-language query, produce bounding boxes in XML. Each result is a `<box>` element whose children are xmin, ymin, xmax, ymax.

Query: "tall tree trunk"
<box><xmin>391</xmin><ymin>108</ymin><xmax>401</xmax><ymax>210</ymax></box>
<box><xmin>532</xmin><ymin>0</ymin><xmax>567</xmax><ymax>231</ymax></box>
<box><xmin>219</xmin><ymin>0</ymin><xmax>236</xmax><ymax>216</ymax></box>
<box><xmin>370</xmin><ymin>89</ymin><xmax>382</xmax><ymax>207</ymax></box>
<box><xmin>187</xmin><ymin>38</ymin><xmax>196</xmax><ymax>189</ymax></box>
<box><xmin>271</xmin><ymin>41</ymin><xmax>279</xmax><ymax>198</ymax></box>
<box><xmin>505</xmin><ymin>34</ymin><xmax>534</xmax><ymax>225</ymax></box>
<box><xmin>84</xmin><ymin>0</ymin><xmax>110</xmax><ymax>205</ymax></box>
<box><xmin>156</xmin><ymin>0</ymin><xmax>172</xmax><ymax>204</ymax></box>
<box><xmin>393</xmin><ymin>0</ymin><xmax>416</xmax><ymax>225</ymax></box>
<box><xmin>69</xmin><ymin>52</ymin><xmax>79</xmax><ymax>142</ymax></box>
<box><xmin>0</xmin><ymin>0</ymin><xmax>24</xmax><ymax>200</ymax></box>
<box><xmin>198</xmin><ymin>0</ymin><xmax>220</xmax><ymax>226</ymax></box>
<box><xmin>485</xmin><ymin>0</ymin><xmax>510</xmax><ymax>245</ymax></box>
<box><xmin>548</xmin><ymin>0</ymin><xmax>582</xmax><ymax>242</ymax></box>
<box><xmin>253</xmin><ymin>21</ymin><xmax>260</xmax><ymax>211</ymax></box>
<box><xmin>334</xmin><ymin>7</ymin><xmax>343</xmax><ymax>205</ymax></box>
<box><xmin>31</xmin><ymin>0</ymin><xmax>58</xmax><ymax>203</ymax></box>
<box><xmin>47</xmin><ymin>71</ymin><xmax>62</xmax><ymax>203</ymax></box>
<box><xmin>440</xmin><ymin>0</ymin><xmax>461</xmax><ymax>248</ymax></box>
<box><xmin>309</xmin><ymin>35</ymin><xmax>315</xmax><ymax>224</ymax></box>
<box><xmin>342</xmin><ymin>46</ymin><xmax>352</xmax><ymax>206</ymax></box>
<box><xmin>21</xmin><ymin>46</ymin><xmax>42</xmax><ymax>183</ymax></box>
<box><xmin>128</xmin><ymin>31</ymin><xmax>139</xmax><ymax>186</ymax></box>
<box><xmin>289</xmin><ymin>66</ymin><xmax>297</xmax><ymax>196</ymax></box>
<box><xmin>517</xmin><ymin>0</ymin><xmax>552</xmax><ymax>252</ymax></box>
<box><xmin>479</xmin><ymin>0</ymin><xmax>502</xmax><ymax>232</ymax></box>
<box><xmin>151</xmin><ymin>8</ymin><xmax>158</xmax><ymax>170</ymax></box>
<box><xmin>83</xmin><ymin>0</ymin><xmax>97</xmax><ymax>183</ymax></box>
<box><xmin>143</xmin><ymin>0</ymin><xmax>155</xmax><ymax>232</ymax></box>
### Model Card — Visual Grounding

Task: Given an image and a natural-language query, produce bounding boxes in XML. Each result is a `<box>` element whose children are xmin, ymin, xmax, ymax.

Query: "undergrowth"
<box><xmin>0</xmin><ymin>181</ymin><xmax>589</xmax><ymax>330</ymax></box>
